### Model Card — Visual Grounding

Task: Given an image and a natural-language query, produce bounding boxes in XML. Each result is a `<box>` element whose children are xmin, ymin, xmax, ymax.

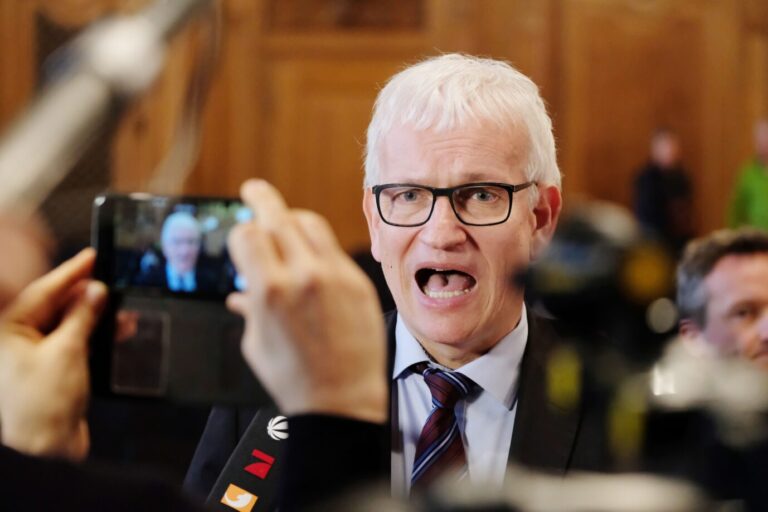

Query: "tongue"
<box><xmin>425</xmin><ymin>272</ymin><xmax>474</xmax><ymax>292</ymax></box>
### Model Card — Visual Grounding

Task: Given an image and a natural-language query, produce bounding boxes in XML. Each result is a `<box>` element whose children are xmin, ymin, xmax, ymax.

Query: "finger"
<box><xmin>239</xmin><ymin>180</ymin><xmax>312</xmax><ymax>264</ymax></box>
<box><xmin>226</xmin><ymin>291</ymin><xmax>250</xmax><ymax>316</ymax></box>
<box><xmin>292</xmin><ymin>210</ymin><xmax>345</xmax><ymax>257</ymax></box>
<box><xmin>68</xmin><ymin>420</ymin><xmax>90</xmax><ymax>462</ymax></box>
<box><xmin>51</xmin><ymin>280</ymin><xmax>108</xmax><ymax>353</ymax></box>
<box><xmin>3</xmin><ymin>248</ymin><xmax>97</xmax><ymax>329</ymax></box>
<box><xmin>240</xmin><ymin>179</ymin><xmax>290</xmax><ymax>231</ymax></box>
<box><xmin>228</xmin><ymin>223</ymin><xmax>285</xmax><ymax>290</ymax></box>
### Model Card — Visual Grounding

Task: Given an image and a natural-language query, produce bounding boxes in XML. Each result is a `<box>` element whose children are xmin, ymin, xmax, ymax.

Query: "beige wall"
<box><xmin>1</xmin><ymin>0</ymin><xmax>767</xmax><ymax>250</ymax></box>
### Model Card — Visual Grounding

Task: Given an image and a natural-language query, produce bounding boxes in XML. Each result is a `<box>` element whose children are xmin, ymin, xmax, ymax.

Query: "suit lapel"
<box><xmin>385</xmin><ymin>311</ymin><xmax>398</xmax><ymax>482</ymax></box>
<box><xmin>509</xmin><ymin>310</ymin><xmax>582</xmax><ymax>473</ymax></box>
<box><xmin>385</xmin><ymin>309</ymin><xmax>583</xmax><ymax>475</ymax></box>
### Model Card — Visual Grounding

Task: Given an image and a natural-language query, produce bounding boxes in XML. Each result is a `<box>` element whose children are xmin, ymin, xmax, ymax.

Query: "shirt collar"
<box><xmin>166</xmin><ymin>263</ymin><xmax>195</xmax><ymax>290</ymax></box>
<box><xmin>392</xmin><ymin>306</ymin><xmax>528</xmax><ymax>409</ymax></box>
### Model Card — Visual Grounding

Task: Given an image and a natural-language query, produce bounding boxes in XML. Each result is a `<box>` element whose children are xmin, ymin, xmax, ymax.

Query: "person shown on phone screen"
<box><xmin>134</xmin><ymin>211</ymin><xmax>216</xmax><ymax>293</ymax></box>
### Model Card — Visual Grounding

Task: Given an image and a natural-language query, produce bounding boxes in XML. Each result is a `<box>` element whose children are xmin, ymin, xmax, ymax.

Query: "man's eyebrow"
<box><xmin>726</xmin><ymin>300</ymin><xmax>759</xmax><ymax>312</ymax></box>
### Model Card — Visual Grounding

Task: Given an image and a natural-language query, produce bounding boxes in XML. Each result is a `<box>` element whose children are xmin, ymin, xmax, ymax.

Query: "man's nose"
<box><xmin>417</xmin><ymin>196</ymin><xmax>467</xmax><ymax>249</ymax></box>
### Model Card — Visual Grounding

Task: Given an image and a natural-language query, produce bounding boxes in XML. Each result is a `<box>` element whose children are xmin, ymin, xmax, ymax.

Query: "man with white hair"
<box><xmin>185</xmin><ymin>54</ymin><xmax>607</xmax><ymax>505</ymax></box>
<box><xmin>135</xmin><ymin>211</ymin><xmax>214</xmax><ymax>292</ymax></box>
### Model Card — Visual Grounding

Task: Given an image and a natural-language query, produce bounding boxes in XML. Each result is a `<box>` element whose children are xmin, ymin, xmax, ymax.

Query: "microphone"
<box><xmin>206</xmin><ymin>407</ymin><xmax>287</xmax><ymax>511</ymax></box>
<box><xmin>0</xmin><ymin>0</ymin><xmax>213</xmax><ymax>216</ymax></box>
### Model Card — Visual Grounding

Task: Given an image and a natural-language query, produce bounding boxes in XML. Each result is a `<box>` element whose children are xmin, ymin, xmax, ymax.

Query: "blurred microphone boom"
<box><xmin>0</xmin><ymin>0</ymin><xmax>213</xmax><ymax>216</ymax></box>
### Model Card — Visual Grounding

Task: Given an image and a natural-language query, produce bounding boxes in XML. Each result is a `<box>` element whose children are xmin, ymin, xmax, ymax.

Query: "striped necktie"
<box><xmin>411</xmin><ymin>363</ymin><xmax>476</xmax><ymax>492</ymax></box>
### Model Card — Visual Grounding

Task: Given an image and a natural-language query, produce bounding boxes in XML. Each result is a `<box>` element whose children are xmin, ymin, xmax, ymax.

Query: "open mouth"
<box><xmin>415</xmin><ymin>268</ymin><xmax>477</xmax><ymax>299</ymax></box>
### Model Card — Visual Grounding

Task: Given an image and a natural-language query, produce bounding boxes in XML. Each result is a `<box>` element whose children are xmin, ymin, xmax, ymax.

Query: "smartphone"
<box><xmin>90</xmin><ymin>192</ymin><xmax>270</xmax><ymax>405</ymax></box>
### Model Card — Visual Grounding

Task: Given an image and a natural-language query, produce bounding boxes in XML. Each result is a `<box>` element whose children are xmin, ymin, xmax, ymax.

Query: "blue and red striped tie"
<box><xmin>411</xmin><ymin>363</ymin><xmax>476</xmax><ymax>491</ymax></box>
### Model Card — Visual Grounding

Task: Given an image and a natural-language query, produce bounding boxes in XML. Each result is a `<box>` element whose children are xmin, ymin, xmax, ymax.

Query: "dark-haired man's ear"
<box><xmin>678</xmin><ymin>318</ymin><xmax>710</xmax><ymax>354</ymax></box>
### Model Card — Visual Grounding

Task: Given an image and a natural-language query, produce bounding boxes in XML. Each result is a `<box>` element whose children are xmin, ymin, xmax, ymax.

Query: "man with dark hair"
<box><xmin>676</xmin><ymin>228</ymin><xmax>768</xmax><ymax>369</ymax></box>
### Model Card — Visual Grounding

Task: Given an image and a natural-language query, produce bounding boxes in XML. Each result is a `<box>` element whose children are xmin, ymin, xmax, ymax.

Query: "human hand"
<box><xmin>0</xmin><ymin>248</ymin><xmax>107</xmax><ymax>460</ymax></box>
<box><xmin>0</xmin><ymin>214</ymin><xmax>51</xmax><ymax>309</ymax></box>
<box><xmin>227</xmin><ymin>180</ymin><xmax>387</xmax><ymax>423</ymax></box>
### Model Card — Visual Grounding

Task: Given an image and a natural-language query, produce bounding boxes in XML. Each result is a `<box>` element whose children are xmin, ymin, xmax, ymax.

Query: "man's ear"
<box><xmin>362</xmin><ymin>190</ymin><xmax>382</xmax><ymax>263</ymax></box>
<box><xmin>678</xmin><ymin>318</ymin><xmax>700</xmax><ymax>338</ymax></box>
<box><xmin>530</xmin><ymin>185</ymin><xmax>562</xmax><ymax>260</ymax></box>
<box><xmin>678</xmin><ymin>318</ymin><xmax>709</xmax><ymax>354</ymax></box>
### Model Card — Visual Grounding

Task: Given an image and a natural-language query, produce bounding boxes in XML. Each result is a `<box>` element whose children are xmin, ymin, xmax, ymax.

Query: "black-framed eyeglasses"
<box><xmin>371</xmin><ymin>181</ymin><xmax>535</xmax><ymax>227</ymax></box>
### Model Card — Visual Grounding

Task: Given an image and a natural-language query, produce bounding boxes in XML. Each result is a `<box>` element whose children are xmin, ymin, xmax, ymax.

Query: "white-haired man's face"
<box><xmin>363</xmin><ymin>121</ymin><xmax>561</xmax><ymax>368</ymax></box>
<box><xmin>162</xmin><ymin>222</ymin><xmax>201</xmax><ymax>275</ymax></box>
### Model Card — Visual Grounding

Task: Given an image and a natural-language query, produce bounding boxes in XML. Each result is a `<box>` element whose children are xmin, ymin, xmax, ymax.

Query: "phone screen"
<box><xmin>104</xmin><ymin>194</ymin><xmax>251</xmax><ymax>298</ymax></box>
<box><xmin>91</xmin><ymin>193</ymin><xmax>267</xmax><ymax>405</ymax></box>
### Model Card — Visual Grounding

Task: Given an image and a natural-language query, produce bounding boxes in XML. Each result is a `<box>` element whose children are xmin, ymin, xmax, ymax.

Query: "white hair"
<box><xmin>161</xmin><ymin>211</ymin><xmax>200</xmax><ymax>244</ymax></box>
<box><xmin>364</xmin><ymin>54</ymin><xmax>561</xmax><ymax>199</ymax></box>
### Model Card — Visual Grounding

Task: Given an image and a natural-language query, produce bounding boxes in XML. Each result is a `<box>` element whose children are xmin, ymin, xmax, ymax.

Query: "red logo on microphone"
<box><xmin>244</xmin><ymin>449</ymin><xmax>275</xmax><ymax>479</ymax></box>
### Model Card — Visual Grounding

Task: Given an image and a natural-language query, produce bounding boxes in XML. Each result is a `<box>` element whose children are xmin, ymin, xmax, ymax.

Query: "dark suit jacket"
<box><xmin>0</xmin><ymin>444</ymin><xmax>206</xmax><ymax>512</ymax></box>
<box><xmin>184</xmin><ymin>309</ymin><xmax>609</xmax><ymax>504</ymax></box>
<box><xmin>132</xmin><ymin>257</ymin><xmax>223</xmax><ymax>294</ymax></box>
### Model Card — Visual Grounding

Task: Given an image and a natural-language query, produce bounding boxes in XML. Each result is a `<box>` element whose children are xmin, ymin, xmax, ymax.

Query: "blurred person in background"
<box><xmin>728</xmin><ymin>119</ymin><xmax>768</xmax><ymax>230</ymax></box>
<box><xmin>673</xmin><ymin>227</ymin><xmax>768</xmax><ymax>511</ymax></box>
<box><xmin>633</xmin><ymin>128</ymin><xmax>694</xmax><ymax>255</ymax></box>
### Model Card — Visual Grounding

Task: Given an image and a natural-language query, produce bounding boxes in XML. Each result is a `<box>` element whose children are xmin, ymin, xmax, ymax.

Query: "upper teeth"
<box><xmin>424</xmin><ymin>288</ymin><xmax>471</xmax><ymax>299</ymax></box>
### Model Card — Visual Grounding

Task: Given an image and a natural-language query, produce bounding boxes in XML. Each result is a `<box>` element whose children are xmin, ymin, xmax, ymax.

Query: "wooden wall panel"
<box><xmin>1</xmin><ymin>0</ymin><xmax>767</xmax><ymax>248</ymax></box>
<box><xmin>699</xmin><ymin>0</ymin><xmax>743</xmax><ymax>233</ymax></box>
<box><xmin>183</xmin><ymin>0</ymin><xmax>265</xmax><ymax>196</ymax></box>
<box><xmin>261</xmin><ymin>59</ymin><xmax>408</xmax><ymax>251</ymax></box>
<box><xmin>0</xmin><ymin>1</ymin><xmax>36</xmax><ymax>128</ymax></box>
<box><xmin>111</xmin><ymin>30</ymin><xmax>198</xmax><ymax>192</ymax></box>
<box><xmin>556</xmin><ymin>0</ymin><xmax>753</xmax><ymax>234</ymax></box>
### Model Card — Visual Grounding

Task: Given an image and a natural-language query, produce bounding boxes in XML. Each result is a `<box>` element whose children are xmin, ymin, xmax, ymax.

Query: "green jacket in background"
<box><xmin>728</xmin><ymin>159</ymin><xmax>768</xmax><ymax>230</ymax></box>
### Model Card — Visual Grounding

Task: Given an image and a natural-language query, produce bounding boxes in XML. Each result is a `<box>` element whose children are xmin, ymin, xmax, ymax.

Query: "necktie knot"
<box><xmin>413</xmin><ymin>363</ymin><xmax>475</xmax><ymax>409</ymax></box>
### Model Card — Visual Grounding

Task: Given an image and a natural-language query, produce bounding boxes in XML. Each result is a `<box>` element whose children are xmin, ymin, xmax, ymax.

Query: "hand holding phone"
<box><xmin>228</xmin><ymin>180</ymin><xmax>388</xmax><ymax>422</ymax></box>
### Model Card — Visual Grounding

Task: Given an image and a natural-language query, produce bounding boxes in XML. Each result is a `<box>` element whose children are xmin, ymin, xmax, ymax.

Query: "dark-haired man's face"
<box><xmin>685</xmin><ymin>253</ymin><xmax>768</xmax><ymax>369</ymax></box>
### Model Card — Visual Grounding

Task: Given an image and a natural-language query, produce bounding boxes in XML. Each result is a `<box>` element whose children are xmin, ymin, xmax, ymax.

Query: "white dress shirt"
<box><xmin>166</xmin><ymin>263</ymin><xmax>196</xmax><ymax>292</ymax></box>
<box><xmin>391</xmin><ymin>306</ymin><xmax>528</xmax><ymax>497</ymax></box>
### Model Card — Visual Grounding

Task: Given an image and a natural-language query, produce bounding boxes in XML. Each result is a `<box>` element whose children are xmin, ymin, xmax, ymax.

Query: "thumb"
<box><xmin>53</xmin><ymin>281</ymin><xmax>108</xmax><ymax>351</ymax></box>
<box><xmin>3</xmin><ymin>248</ymin><xmax>96</xmax><ymax>329</ymax></box>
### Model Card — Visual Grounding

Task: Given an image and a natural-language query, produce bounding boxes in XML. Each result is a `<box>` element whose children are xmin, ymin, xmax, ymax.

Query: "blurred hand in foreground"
<box><xmin>227</xmin><ymin>180</ymin><xmax>387</xmax><ymax>423</ymax></box>
<box><xmin>0</xmin><ymin>249</ymin><xmax>107</xmax><ymax>460</ymax></box>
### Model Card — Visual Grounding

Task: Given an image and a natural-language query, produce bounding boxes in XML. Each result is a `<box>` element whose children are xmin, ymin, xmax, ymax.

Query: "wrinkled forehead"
<box><xmin>705</xmin><ymin>253</ymin><xmax>768</xmax><ymax>301</ymax></box>
<box><xmin>164</xmin><ymin>223</ymin><xmax>201</xmax><ymax>241</ymax></box>
<box><xmin>379</xmin><ymin>121</ymin><xmax>530</xmax><ymax>181</ymax></box>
